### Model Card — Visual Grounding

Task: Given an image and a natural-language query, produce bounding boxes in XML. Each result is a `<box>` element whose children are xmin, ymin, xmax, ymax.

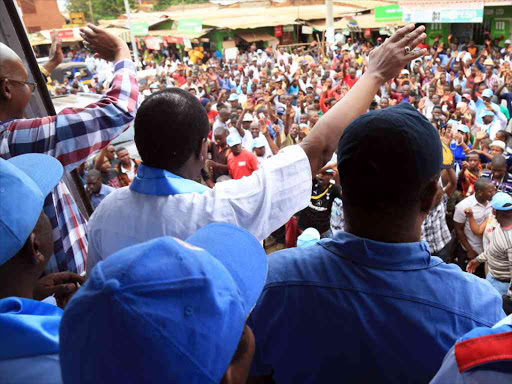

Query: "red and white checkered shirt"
<box><xmin>0</xmin><ymin>59</ymin><xmax>139</xmax><ymax>274</ymax></box>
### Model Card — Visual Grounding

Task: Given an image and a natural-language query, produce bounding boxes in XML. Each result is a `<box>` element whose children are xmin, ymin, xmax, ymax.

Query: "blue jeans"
<box><xmin>486</xmin><ymin>274</ymin><xmax>510</xmax><ymax>297</ymax></box>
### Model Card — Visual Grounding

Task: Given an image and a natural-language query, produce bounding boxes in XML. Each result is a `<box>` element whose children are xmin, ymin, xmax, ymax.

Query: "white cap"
<box><xmin>401</xmin><ymin>69</ymin><xmax>410</xmax><ymax>75</ymax></box>
<box><xmin>242</xmin><ymin>113</ymin><xmax>253</xmax><ymax>122</ymax></box>
<box><xmin>506</xmin><ymin>40</ymin><xmax>511</xmax><ymax>45</ymax></box>
<box><xmin>490</xmin><ymin>140</ymin><xmax>506</xmax><ymax>151</ymax></box>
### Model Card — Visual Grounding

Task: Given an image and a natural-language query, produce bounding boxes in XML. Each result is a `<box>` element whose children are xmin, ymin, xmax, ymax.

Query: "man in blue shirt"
<box><xmin>0</xmin><ymin>154</ymin><xmax>84</xmax><ymax>383</ymax></box>
<box><xmin>247</xmin><ymin>103</ymin><xmax>505</xmax><ymax>384</ymax></box>
<box><xmin>85</xmin><ymin>169</ymin><xmax>115</xmax><ymax>209</ymax></box>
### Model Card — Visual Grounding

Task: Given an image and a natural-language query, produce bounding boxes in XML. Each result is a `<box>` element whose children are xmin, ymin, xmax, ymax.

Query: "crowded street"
<box><xmin>1</xmin><ymin>0</ymin><xmax>512</xmax><ymax>383</ymax></box>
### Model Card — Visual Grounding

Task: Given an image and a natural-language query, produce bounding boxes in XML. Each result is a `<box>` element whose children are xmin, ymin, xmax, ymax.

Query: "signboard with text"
<box><xmin>402</xmin><ymin>2</ymin><xmax>484</xmax><ymax>23</ymax></box>
<box><xmin>177</xmin><ymin>19</ymin><xmax>202</xmax><ymax>33</ymax></box>
<box><xmin>69</xmin><ymin>12</ymin><xmax>86</xmax><ymax>25</ymax></box>
<box><xmin>375</xmin><ymin>5</ymin><xmax>403</xmax><ymax>22</ymax></box>
<box><xmin>274</xmin><ymin>26</ymin><xmax>283</xmax><ymax>37</ymax></box>
<box><xmin>131</xmin><ymin>22</ymin><xmax>149</xmax><ymax>36</ymax></box>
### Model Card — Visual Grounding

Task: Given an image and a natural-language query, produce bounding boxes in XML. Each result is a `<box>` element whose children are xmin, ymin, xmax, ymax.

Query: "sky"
<box><xmin>57</xmin><ymin>0</ymin><xmax>68</xmax><ymax>13</ymax></box>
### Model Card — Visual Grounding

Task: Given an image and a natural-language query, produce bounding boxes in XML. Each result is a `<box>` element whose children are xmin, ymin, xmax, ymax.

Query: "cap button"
<box><xmin>184</xmin><ymin>306</ymin><xmax>194</xmax><ymax>316</ymax></box>
<box><xmin>103</xmin><ymin>279</ymin><xmax>120</xmax><ymax>293</ymax></box>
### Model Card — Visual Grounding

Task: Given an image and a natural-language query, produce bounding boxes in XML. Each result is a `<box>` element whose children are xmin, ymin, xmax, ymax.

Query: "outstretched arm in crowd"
<box><xmin>300</xmin><ymin>24</ymin><xmax>427</xmax><ymax>176</ymax></box>
<box><xmin>465</xmin><ymin>208</ymin><xmax>489</xmax><ymax>237</ymax></box>
<box><xmin>2</xmin><ymin>25</ymin><xmax>138</xmax><ymax>173</ymax></box>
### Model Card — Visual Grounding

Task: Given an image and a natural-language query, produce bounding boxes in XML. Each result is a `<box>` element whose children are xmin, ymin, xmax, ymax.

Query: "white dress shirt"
<box><xmin>87</xmin><ymin>145</ymin><xmax>312</xmax><ymax>272</ymax></box>
<box><xmin>454</xmin><ymin>194</ymin><xmax>492</xmax><ymax>254</ymax></box>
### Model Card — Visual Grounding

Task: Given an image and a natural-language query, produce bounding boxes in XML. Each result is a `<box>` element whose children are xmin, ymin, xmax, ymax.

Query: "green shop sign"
<box><xmin>375</xmin><ymin>5</ymin><xmax>403</xmax><ymax>22</ymax></box>
<box><xmin>177</xmin><ymin>19</ymin><xmax>203</xmax><ymax>33</ymax></box>
<box><xmin>131</xmin><ymin>22</ymin><xmax>149</xmax><ymax>36</ymax></box>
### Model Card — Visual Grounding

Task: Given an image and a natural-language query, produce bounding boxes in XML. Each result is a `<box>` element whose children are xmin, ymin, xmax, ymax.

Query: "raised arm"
<box><xmin>300</xmin><ymin>24</ymin><xmax>427</xmax><ymax>176</ymax></box>
<box><xmin>3</xmin><ymin>25</ymin><xmax>137</xmax><ymax>173</ymax></box>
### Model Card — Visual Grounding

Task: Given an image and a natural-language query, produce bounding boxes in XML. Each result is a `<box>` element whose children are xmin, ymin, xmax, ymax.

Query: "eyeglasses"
<box><xmin>0</xmin><ymin>78</ymin><xmax>37</xmax><ymax>93</ymax></box>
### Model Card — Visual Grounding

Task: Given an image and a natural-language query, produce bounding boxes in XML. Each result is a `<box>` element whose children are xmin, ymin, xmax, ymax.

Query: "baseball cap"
<box><xmin>276</xmin><ymin>106</ymin><xmax>285</xmax><ymax>115</ymax></box>
<box><xmin>457</xmin><ymin>124</ymin><xmax>470</xmax><ymax>134</ymax></box>
<box><xmin>252</xmin><ymin>137</ymin><xmax>266</xmax><ymax>149</ymax></box>
<box><xmin>227</xmin><ymin>134</ymin><xmax>242</xmax><ymax>147</ymax></box>
<box><xmin>490</xmin><ymin>140</ymin><xmax>506</xmax><ymax>151</ymax></box>
<box><xmin>401</xmin><ymin>69</ymin><xmax>410</xmax><ymax>75</ymax></box>
<box><xmin>337</xmin><ymin>103</ymin><xmax>442</xmax><ymax>201</ymax></box>
<box><xmin>481</xmin><ymin>110</ymin><xmax>495</xmax><ymax>119</ymax></box>
<box><xmin>491</xmin><ymin>192</ymin><xmax>512</xmax><ymax>211</ymax></box>
<box><xmin>297</xmin><ymin>228</ymin><xmax>321</xmax><ymax>248</ymax></box>
<box><xmin>482</xmin><ymin>89</ymin><xmax>493</xmax><ymax>98</ymax></box>
<box><xmin>228</xmin><ymin>93</ymin><xmax>239</xmax><ymax>102</ymax></box>
<box><xmin>59</xmin><ymin>223</ymin><xmax>267</xmax><ymax>384</ymax></box>
<box><xmin>506</xmin><ymin>40</ymin><xmax>511</xmax><ymax>45</ymax></box>
<box><xmin>483</xmin><ymin>58</ymin><xmax>494</xmax><ymax>66</ymax></box>
<box><xmin>462</xmin><ymin>93</ymin><xmax>472</xmax><ymax>100</ymax></box>
<box><xmin>0</xmin><ymin>154</ymin><xmax>63</xmax><ymax>264</ymax></box>
<box><xmin>243</xmin><ymin>113</ymin><xmax>254</xmax><ymax>122</ymax></box>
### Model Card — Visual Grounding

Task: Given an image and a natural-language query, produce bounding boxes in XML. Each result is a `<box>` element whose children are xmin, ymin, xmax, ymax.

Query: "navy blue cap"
<box><xmin>337</xmin><ymin>103</ymin><xmax>442</xmax><ymax>202</ymax></box>
<box><xmin>59</xmin><ymin>223</ymin><xmax>267</xmax><ymax>384</ymax></box>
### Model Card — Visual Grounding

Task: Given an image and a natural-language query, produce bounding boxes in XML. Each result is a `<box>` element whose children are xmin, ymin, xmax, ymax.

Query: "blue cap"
<box><xmin>252</xmin><ymin>137</ymin><xmax>266</xmax><ymax>149</ymax></box>
<box><xmin>227</xmin><ymin>133</ymin><xmax>242</xmax><ymax>147</ymax></box>
<box><xmin>480</xmin><ymin>110</ymin><xmax>495</xmax><ymax>119</ymax></box>
<box><xmin>59</xmin><ymin>223</ymin><xmax>267</xmax><ymax>384</ymax></box>
<box><xmin>0</xmin><ymin>154</ymin><xmax>63</xmax><ymax>264</ymax></box>
<box><xmin>297</xmin><ymin>227</ymin><xmax>321</xmax><ymax>248</ymax></box>
<box><xmin>482</xmin><ymin>89</ymin><xmax>493</xmax><ymax>98</ymax></box>
<box><xmin>491</xmin><ymin>192</ymin><xmax>512</xmax><ymax>211</ymax></box>
<box><xmin>457</xmin><ymin>124</ymin><xmax>470</xmax><ymax>134</ymax></box>
<box><xmin>337</xmin><ymin>103</ymin><xmax>442</xmax><ymax>202</ymax></box>
<box><xmin>276</xmin><ymin>107</ymin><xmax>285</xmax><ymax>115</ymax></box>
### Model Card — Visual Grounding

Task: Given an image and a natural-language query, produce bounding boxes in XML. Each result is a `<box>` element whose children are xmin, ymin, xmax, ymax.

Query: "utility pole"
<box><xmin>325</xmin><ymin>0</ymin><xmax>334</xmax><ymax>45</ymax></box>
<box><xmin>123</xmin><ymin>0</ymin><xmax>140</xmax><ymax>67</ymax></box>
<box><xmin>88</xmin><ymin>0</ymin><xmax>94</xmax><ymax>24</ymax></box>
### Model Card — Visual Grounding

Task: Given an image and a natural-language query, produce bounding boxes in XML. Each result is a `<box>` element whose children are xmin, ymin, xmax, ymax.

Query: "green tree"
<box><xmin>154</xmin><ymin>0</ymin><xmax>209</xmax><ymax>12</ymax></box>
<box><xmin>67</xmin><ymin>0</ymin><xmax>137</xmax><ymax>22</ymax></box>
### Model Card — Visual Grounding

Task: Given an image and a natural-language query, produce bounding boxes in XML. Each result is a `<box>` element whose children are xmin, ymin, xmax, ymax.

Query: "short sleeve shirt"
<box><xmin>227</xmin><ymin>149</ymin><xmax>259</xmax><ymax>180</ymax></box>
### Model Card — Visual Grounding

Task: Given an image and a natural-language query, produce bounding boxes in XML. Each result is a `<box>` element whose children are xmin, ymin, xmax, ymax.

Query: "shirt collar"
<box><xmin>320</xmin><ymin>231</ymin><xmax>439</xmax><ymax>271</ymax></box>
<box><xmin>130</xmin><ymin>164</ymin><xmax>208</xmax><ymax>196</ymax></box>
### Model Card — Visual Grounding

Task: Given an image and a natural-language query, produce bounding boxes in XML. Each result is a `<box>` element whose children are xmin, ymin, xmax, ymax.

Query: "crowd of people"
<box><xmin>2</xmin><ymin>20</ymin><xmax>512</xmax><ymax>383</ymax></box>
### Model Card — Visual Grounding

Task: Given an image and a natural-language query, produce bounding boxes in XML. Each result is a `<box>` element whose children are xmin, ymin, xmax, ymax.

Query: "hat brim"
<box><xmin>8</xmin><ymin>154</ymin><xmax>63</xmax><ymax>198</ymax></box>
<box><xmin>186</xmin><ymin>223</ymin><xmax>267</xmax><ymax>316</ymax></box>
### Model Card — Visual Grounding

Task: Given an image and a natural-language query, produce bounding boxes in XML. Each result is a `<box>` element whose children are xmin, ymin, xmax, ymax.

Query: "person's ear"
<box><xmin>0</xmin><ymin>79</ymin><xmax>13</xmax><ymax>102</ymax></box>
<box><xmin>420</xmin><ymin>179</ymin><xmax>440</xmax><ymax>214</ymax></box>
<box><xmin>18</xmin><ymin>232</ymin><xmax>45</xmax><ymax>266</ymax></box>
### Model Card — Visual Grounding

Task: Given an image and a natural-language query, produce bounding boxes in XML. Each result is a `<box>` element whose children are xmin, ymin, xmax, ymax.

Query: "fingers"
<box><xmin>51</xmin><ymin>272</ymin><xmax>86</xmax><ymax>285</ymax></box>
<box><xmin>87</xmin><ymin>23</ymin><xmax>102</xmax><ymax>33</ymax></box>
<box><xmin>52</xmin><ymin>283</ymin><xmax>78</xmax><ymax>297</ymax></box>
<box><xmin>387</xmin><ymin>24</ymin><xmax>416</xmax><ymax>44</ymax></box>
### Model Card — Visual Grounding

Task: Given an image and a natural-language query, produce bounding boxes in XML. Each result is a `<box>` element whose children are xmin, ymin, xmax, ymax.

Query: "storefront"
<box><xmin>398</xmin><ymin>1</ymin><xmax>511</xmax><ymax>47</ymax></box>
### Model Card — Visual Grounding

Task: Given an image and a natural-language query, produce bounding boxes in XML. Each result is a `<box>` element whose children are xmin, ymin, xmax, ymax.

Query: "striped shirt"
<box><xmin>421</xmin><ymin>194</ymin><xmax>451</xmax><ymax>254</ymax></box>
<box><xmin>0</xmin><ymin>60</ymin><xmax>138</xmax><ymax>274</ymax></box>
<box><xmin>477</xmin><ymin>226</ymin><xmax>512</xmax><ymax>295</ymax></box>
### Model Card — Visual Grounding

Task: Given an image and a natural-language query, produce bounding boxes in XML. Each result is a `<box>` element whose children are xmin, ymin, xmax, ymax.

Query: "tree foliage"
<box><xmin>67</xmin><ymin>0</ymin><xmax>137</xmax><ymax>22</ymax></box>
<box><xmin>154</xmin><ymin>0</ymin><xmax>210</xmax><ymax>12</ymax></box>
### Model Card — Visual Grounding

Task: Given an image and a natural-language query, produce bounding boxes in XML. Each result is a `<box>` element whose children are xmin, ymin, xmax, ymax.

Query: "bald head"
<box><xmin>0</xmin><ymin>42</ymin><xmax>31</xmax><ymax>120</ymax></box>
<box><xmin>0</xmin><ymin>42</ymin><xmax>26</xmax><ymax>79</ymax></box>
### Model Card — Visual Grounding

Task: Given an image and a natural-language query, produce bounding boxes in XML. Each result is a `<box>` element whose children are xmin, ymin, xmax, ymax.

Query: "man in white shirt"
<box><xmin>86</xmin><ymin>24</ymin><xmax>429</xmax><ymax>272</ymax></box>
<box><xmin>454</xmin><ymin>179</ymin><xmax>496</xmax><ymax>277</ymax></box>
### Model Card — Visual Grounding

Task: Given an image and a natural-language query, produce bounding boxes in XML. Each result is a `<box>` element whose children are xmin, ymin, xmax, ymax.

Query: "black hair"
<box><xmin>116</xmin><ymin>146</ymin><xmax>127</xmax><ymax>153</ymax></box>
<box><xmin>86</xmin><ymin>169</ymin><xmax>101</xmax><ymax>179</ymax></box>
<box><xmin>134</xmin><ymin>89</ymin><xmax>209</xmax><ymax>171</ymax></box>
<box><xmin>491</xmin><ymin>154</ymin><xmax>507</xmax><ymax>169</ymax></box>
<box><xmin>474</xmin><ymin>178</ymin><xmax>493</xmax><ymax>192</ymax></box>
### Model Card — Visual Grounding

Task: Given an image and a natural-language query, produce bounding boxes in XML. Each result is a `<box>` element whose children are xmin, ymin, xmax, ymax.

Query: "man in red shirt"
<box><xmin>226</xmin><ymin>134</ymin><xmax>258</xmax><ymax>180</ymax></box>
<box><xmin>343</xmin><ymin>67</ymin><xmax>358</xmax><ymax>89</ymax></box>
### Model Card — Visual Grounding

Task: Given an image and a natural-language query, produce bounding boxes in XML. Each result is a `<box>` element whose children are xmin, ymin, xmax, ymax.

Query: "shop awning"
<box><xmin>237</xmin><ymin>32</ymin><xmax>278</xmax><ymax>43</ymax></box>
<box><xmin>148</xmin><ymin>28</ymin><xmax>211</xmax><ymax>40</ymax></box>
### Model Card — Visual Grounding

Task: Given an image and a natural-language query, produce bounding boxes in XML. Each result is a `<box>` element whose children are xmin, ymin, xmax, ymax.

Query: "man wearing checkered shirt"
<box><xmin>0</xmin><ymin>25</ymin><xmax>138</xmax><ymax>276</ymax></box>
<box><xmin>421</xmin><ymin>168</ymin><xmax>457</xmax><ymax>260</ymax></box>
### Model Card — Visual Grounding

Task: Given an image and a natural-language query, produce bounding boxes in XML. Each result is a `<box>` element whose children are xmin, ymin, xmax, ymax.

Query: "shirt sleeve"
<box><xmin>1</xmin><ymin>60</ymin><xmax>139</xmax><ymax>173</ymax></box>
<box><xmin>187</xmin><ymin>145</ymin><xmax>312</xmax><ymax>241</ymax></box>
<box><xmin>453</xmin><ymin>204</ymin><xmax>467</xmax><ymax>224</ymax></box>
